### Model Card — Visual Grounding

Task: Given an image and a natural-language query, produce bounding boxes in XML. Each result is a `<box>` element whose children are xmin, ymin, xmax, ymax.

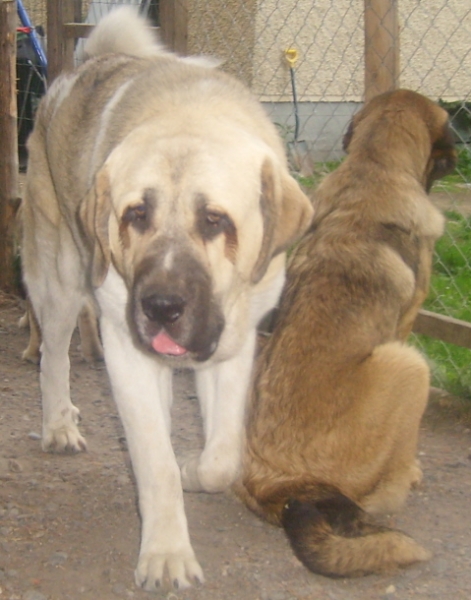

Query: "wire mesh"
<box><xmin>17</xmin><ymin>0</ymin><xmax>471</xmax><ymax>395</ymax></box>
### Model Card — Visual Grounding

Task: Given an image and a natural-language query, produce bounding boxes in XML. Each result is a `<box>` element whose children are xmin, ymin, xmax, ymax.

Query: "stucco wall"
<box><xmin>20</xmin><ymin>0</ymin><xmax>470</xmax><ymax>103</ymax></box>
<box><xmin>249</xmin><ymin>0</ymin><xmax>470</xmax><ymax>103</ymax></box>
<box><xmin>187</xmin><ymin>0</ymin><xmax>257</xmax><ymax>86</ymax></box>
<box><xmin>252</xmin><ymin>0</ymin><xmax>364</xmax><ymax>102</ymax></box>
<box><xmin>18</xmin><ymin>0</ymin><xmax>470</xmax><ymax>160</ymax></box>
<box><xmin>400</xmin><ymin>0</ymin><xmax>471</xmax><ymax>100</ymax></box>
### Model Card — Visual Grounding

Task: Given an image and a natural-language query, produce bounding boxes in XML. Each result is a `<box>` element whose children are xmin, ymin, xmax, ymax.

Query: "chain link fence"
<box><xmin>17</xmin><ymin>0</ymin><xmax>471</xmax><ymax>395</ymax></box>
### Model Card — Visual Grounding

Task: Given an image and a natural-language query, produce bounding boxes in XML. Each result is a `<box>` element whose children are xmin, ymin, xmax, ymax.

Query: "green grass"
<box><xmin>433</xmin><ymin>146</ymin><xmax>471</xmax><ymax>190</ymax></box>
<box><xmin>296</xmin><ymin>159</ymin><xmax>342</xmax><ymax>189</ymax></box>
<box><xmin>412</xmin><ymin>211</ymin><xmax>471</xmax><ymax>398</ymax></box>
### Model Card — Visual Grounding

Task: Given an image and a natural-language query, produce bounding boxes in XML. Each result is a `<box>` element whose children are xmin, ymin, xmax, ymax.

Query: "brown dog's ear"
<box><xmin>342</xmin><ymin>118</ymin><xmax>355</xmax><ymax>152</ymax></box>
<box><xmin>251</xmin><ymin>159</ymin><xmax>313</xmax><ymax>284</ymax></box>
<box><xmin>425</xmin><ymin>121</ymin><xmax>457</xmax><ymax>191</ymax></box>
<box><xmin>78</xmin><ymin>167</ymin><xmax>112</xmax><ymax>288</ymax></box>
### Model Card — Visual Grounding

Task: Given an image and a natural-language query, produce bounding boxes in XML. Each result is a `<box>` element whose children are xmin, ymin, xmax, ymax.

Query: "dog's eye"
<box><xmin>197</xmin><ymin>208</ymin><xmax>233</xmax><ymax>240</ymax></box>
<box><xmin>206</xmin><ymin>212</ymin><xmax>224</xmax><ymax>228</ymax></box>
<box><xmin>122</xmin><ymin>204</ymin><xmax>151</xmax><ymax>233</ymax></box>
<box><xmin>123</xmin><ymin>204</ymin><xmax>147</xmax><ymax>222</ymax></box>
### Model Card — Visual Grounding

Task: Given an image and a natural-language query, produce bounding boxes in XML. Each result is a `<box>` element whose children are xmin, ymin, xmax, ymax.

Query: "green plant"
<box><xmin>296</xmin><ymin>159</ymin><xmax>342</xmax><ymax>190</ymax></box>
<box><xmin>412</xmin><ymin>211</ymin><xmax>471</xmax><ymax>398</ymax></box>
<box><xmin>435</xmin><ymin>146</ymin><xmax>471</xmax><ymax>190</ymax></box>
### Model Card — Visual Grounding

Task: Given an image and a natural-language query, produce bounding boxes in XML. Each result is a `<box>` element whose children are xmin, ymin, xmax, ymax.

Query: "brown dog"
<box><xmin>238</xmin><ymin>90</ymin><xmax>457</xmax><ymax>577</ymax></box>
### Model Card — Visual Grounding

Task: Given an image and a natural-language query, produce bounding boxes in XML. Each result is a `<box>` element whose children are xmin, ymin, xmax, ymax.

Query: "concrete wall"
<box><xmin>263</xmin><ymin>100</ymin><xmax>359</xmax><ymax>162</ymax></box>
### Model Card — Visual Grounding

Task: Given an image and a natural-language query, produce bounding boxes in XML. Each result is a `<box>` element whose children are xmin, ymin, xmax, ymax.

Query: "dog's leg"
<box><xmin>33</xmin><ymin>285</ymin><xmax>87</xmax><ymax>452</ymax></box>
<box><xmin>22</xmin><ymin>224</ymin><xmax>87</xmax><ymax>452</ymax></box>
<box><xmin>97</xmin><ymin>268</ymin><xmax>203</xmax><ymax>591</ymax></box>
<box><xmin>357</xmin><ymin>342</ymin><xmax>430</xmax><ymax>515</ymax></box>
<box><xmin>77</xmin><ymin>299</ymin><xmax>104</xmax><ymax>363</ymax></box>
<box><xmin>181</xmin><ymin>328</ymin><xmax>257</xmax><ymax>493</ymax></box>
<box><xmin>21</xmin><ymin>301</ymin><xmax>41</xmax><ymax>364</ymax></box>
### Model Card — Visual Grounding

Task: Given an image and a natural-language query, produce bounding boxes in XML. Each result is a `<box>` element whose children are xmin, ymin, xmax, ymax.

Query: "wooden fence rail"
<box><xmin>413</xmin><ymin>310</ymin><xmax>471</xmax><ymax>350</ymax></box>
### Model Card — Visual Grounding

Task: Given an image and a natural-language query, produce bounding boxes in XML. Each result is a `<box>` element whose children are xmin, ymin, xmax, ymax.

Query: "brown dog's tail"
<box><xmin>281</xmin><ymin>493</ymin><xmax>431</xmax><ymax>577</ymax></box>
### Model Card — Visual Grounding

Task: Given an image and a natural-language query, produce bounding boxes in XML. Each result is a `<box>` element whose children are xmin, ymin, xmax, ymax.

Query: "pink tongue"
<box><xmin>152</xmin><ymin>331</ymin><xmax>188</xmax><ymax>356</ymax></box>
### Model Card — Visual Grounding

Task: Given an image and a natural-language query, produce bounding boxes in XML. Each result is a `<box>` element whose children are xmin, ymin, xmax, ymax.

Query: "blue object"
<box><xmin>17</xmin><ymin>0</ymin><xmax>47</xmax><ymax>72</ymax></box>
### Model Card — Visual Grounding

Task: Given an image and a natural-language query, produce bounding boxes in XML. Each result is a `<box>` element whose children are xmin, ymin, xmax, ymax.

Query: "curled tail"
<box><xmin>83</xmin><ymin>6</ymin><xmax>219</xmax><ymax>67</ymax></box>
<box><xmin>281</xmin><ymin>493</ymin><xmax>430</xmax><ymax>577</ymax></box>
<box><xmin>84</xmin><ymin>7</ymin><xmax>168</xmax><ymax>59</ymax></box>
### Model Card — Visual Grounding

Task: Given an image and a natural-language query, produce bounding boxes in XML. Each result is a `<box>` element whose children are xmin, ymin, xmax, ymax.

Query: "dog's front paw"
<box><xmin>42</xmin><ymin>406</ymin><xmax>87</xmax><ymax>452</ymax></box>
<box><xmin>135</xmin><ymin>550</ymin><xmax>204</xmax><ymax>591</ymax></box>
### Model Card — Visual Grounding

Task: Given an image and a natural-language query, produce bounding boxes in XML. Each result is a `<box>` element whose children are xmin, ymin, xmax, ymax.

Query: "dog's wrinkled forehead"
<box><xmin>105</xmin><ymin>133</ymin><xmax>271</xmax><ymax>256</ymax></box>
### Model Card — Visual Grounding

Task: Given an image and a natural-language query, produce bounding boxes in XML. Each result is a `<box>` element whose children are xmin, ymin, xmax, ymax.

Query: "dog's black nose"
<box><xmin>141</xmin><ymin>294</ymin><xmax>186</xmax><ymax>324</ymax></box>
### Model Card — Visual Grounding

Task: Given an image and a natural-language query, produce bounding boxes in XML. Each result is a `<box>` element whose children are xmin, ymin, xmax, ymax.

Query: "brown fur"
<box><xmin>238</xmin><ymin>90</ymin><xmax>457</xmax><ymax>577</ymax></box>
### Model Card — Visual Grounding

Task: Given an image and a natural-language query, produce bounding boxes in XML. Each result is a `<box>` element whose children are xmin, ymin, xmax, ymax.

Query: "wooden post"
<box><xmin>0</xmin><ymin>0</ymin><xmax>19</xmax><ymax>294</ymax></box>
<box><xmin>47</xmin><ymin>0</ymin><xmax>75</xmax><ymax>83</ymax></box>
<box><xmin>364</xmin><ymin>0</ymin><xmax>399</xmax><ymax>102</ymax></box>
<box><xmin>160</xmin><ymin>0</ymin><xmax>188</xmax><ymax>54</ymax></box>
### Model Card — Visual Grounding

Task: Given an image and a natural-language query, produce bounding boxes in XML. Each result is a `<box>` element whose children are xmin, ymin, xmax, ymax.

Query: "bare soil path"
<box><xmin>1</xmin><ymin>294</ymin><xmax>471</xmax><ymax>600</ymax></box>
<box><xmin>2</xmin><ymin>180</ymin><xmax>471</xmax><ymax>599</ymax></box>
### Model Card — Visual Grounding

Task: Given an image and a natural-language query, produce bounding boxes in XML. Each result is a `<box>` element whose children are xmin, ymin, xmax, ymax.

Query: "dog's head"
<box><xmin>343</xmin><ymin>89</ymin><xmax>457</xmax><ymax>192</ymax></box>
<box><xmin>79</xmin><ymin>124</ymin><xmax>312</xmax><ymax>363</ymax></box>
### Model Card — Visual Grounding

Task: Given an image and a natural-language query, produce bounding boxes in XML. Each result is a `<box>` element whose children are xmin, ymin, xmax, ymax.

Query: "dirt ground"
<box><xmin>2</xmin><ymin>179</ymin><xmax>471</xmax><ymax>599</ymax></box>
<box><xmin>0</xmin><ymin>291</ymin><xmax>471</xmax><ymax>600</ymax></box>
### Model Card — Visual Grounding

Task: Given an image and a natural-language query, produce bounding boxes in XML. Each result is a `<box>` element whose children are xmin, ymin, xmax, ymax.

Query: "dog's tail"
<box><xmin>280</xmin><ymin>492</ymin><xmax>431</xmax><ymax>577</ymax></box>
<box><xmin>84</xmin><ymin>6</ymin><xmax>219</xmax><ymax>67</ymax></box>
<box><xmin>84</xmin><ymin>7</ymin><xmax>168</xmax><ymax>59</ymax></box>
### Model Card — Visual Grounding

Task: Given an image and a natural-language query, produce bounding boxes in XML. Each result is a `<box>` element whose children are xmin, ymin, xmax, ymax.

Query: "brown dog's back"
<box><xmin>239</xmin><ymin>90</ymin><xmax>457</xmax><ymax>577</ymax></box>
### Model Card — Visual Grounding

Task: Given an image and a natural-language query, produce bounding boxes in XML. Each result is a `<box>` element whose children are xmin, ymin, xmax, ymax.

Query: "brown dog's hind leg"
<box><xmin>358</xmin><ymin>343</ymin><xmax>430</xmax><ymax>516</ymax></box>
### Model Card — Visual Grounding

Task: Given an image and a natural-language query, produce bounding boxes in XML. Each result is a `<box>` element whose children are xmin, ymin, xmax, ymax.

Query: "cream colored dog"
<box><xmin>239</xmin><ymin>89</ymin><xmax>456</xmax><ymax>577</ymax></box>
<box><xmin>21</xmin><ymin>8</ymin><xmax>312</xmax><ymax>591</ymax></box>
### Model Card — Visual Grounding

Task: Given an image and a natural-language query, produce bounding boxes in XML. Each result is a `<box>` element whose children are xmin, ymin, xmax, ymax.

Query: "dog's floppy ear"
<box><xmin>251</xmin><ymin>159</ymin><xmax>313</xmax><ymax>284</ymax></box>
<box><xmin>425</xmin><ymin>120</ymin><xmax>457</xmax><ymax>191</ymax></box>
<box><xmin>342</xmin><ymin>118</ymin><xmax>355</xmax><ymax>152</ymax></box>
<box><xmin>78</xmin><ymin>167</ymin><xmax>112</xmax><ymax>288</ymax></box>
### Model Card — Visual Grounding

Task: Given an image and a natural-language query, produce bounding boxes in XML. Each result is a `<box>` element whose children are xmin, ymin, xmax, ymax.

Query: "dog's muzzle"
<box><xmin>130</xmin><ymin>248</ymin><xmax>225</xmax><ymax>362</ymax></box>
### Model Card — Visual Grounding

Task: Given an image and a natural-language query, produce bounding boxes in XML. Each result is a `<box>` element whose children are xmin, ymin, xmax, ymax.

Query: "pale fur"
<box><xmin>84</xmin><ymin>6</ymin><xmax>169</xmax><ymax>59</ymax></box>
<box><xmin>84</xmin><ymin>6</ymin><xmax>220</xmax><ymax>67</ymax></box>
<box><xmin>21</xmin><ymin>8</ymin><xmax>312</xmax><ymax>592</ymax></box>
